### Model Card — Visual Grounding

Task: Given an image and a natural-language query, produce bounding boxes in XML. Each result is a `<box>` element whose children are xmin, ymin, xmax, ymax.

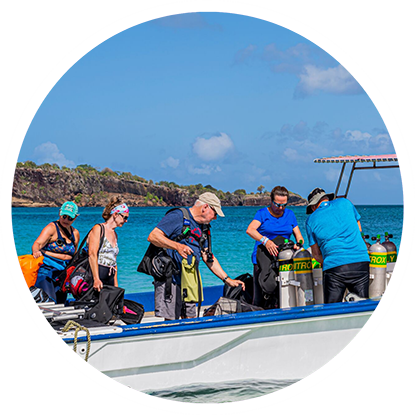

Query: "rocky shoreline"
<box><xmin>12</xmin><ymin>166</ymin><xmax>307</xmax><ymax>208</ymax></box>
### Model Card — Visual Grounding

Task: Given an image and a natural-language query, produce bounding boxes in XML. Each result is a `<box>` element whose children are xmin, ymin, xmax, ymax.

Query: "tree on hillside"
<box><xmin>234</xmin><ymin>189</ymin><xmax>246</xmax><ymax>195</ymax></box>
<box><xmin>257</xmin><ymin>185</ymin><xmax>265</xmax><ymax>194</ymax></box>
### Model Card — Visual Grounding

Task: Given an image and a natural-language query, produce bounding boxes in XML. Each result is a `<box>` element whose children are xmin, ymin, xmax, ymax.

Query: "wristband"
<box><xmin>223</xmin><ymin>276</ymin><xmax>229</xmax><ymax>283</ymax></box>
<box><xmin>260</xmin><ymin>236</ymin><xmax>269</xmax><ymax>245</ymax></box>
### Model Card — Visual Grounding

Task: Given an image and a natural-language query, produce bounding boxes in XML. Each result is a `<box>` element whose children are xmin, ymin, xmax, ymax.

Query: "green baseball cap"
<box><xmin>60</xmin><ymin>201</ymin><xmax>78</xmax><ymax>218</ymax></box>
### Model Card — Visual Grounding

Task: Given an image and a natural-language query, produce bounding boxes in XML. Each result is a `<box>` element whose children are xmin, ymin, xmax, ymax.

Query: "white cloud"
<box><xmin>33</xmin><ymin>142</ymin><xmax>75</xmax><ymax>167</ymax></box>
<box><xmin>188</xmin><ymin>164</ymin><xmax>222</xmax><ymax>175</ymax></box>
<box><xmin>283</xmin><ymin>147</ymin><xmax>309</xmax><ymax>162</ymax></box>
<box><xmin>344</xmin><ymin>130</ymin><xmax>393</xmax><ymax>152</ymax></box>
<box><xmin>233</xmin><ymin>44</ymin><xmax>257</xmax><ymax>65</ymax></box>
<box><xmin>161</xmin><ymin>156</ymin><xmax>180</xmax><ymax>169</ymax></box>
<box><xmin>192</xmin><ymin>132</ymin><xmax>235</xmax><ymax>161</ymax></box>
<box><xmin>295</xmin><ymin>64</ymin><xmax>363</xmax><ymax>97</ymax></box>
<box><xmin>345</xmin><ymin>130</ymin><xmax>372</xmax><ymax>142</ymax></box>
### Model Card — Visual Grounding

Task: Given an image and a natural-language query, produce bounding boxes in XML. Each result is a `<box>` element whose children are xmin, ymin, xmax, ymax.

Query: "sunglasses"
<box><xmin>61</xmin><ymin>215</ymin><xmax>75</xmax><ymax>221</ymax></box>
<box><xmin>118</xmin><ymin>213</ymin><xmax>129</xmax><ymax>222</ymax></box>
<box><xmin>272</xmin><ymin>201</ymin><xmax>287</xmax><ymax>208</ymax></box>
<box><xmin>208</xmin><ymin>205</ymin><xmax>217</xmax><ymax>215</ymax></box>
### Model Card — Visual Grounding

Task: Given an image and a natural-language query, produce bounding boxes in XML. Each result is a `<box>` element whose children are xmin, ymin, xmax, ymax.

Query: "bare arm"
<box><xmin>292</xmin><ymin>225</ymin><xmax>305</xmax><ymax>250</ymax></box>
<box><xmin>357</xmin><ymin>220</ymin><xmax>362</xmax><ymax>232</ymax></box>
<box><xmin>148</xmin><ymin>227</ymin><xmax>193</xmax><ymax>259</ymax></box>
<box><xmin>73</xmin><ymin>228</ymin><xmax>80</xmax><ymax>252</ymax></box>
<box><xmin>32</xmin><ymin>223</ymin><xmax>55</xmax><ymax>258</ymax></box>
<box><xmin>310</xmin><ymin>243</ymin><xmax>323</xmax><ymax>265</ymax></box>
<box><xmin>88</xmin><ymin>225</ymin><xmax>103</xmax><ymax>291</ymax></box>
<box><xmin>246</xmin><ymin>219</ymin><xmax>279</xmax><ymax>256</ymax></box>
<box><xmin>201</xmin><ymin>250</ymin><xmax>245</xmax><ymax>289</ymax></box>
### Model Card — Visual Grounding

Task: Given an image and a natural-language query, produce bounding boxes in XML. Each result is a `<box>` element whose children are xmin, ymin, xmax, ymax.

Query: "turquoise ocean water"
<box><xmin>12</xmin><ymin>205</ymin><xmax>403</xmax><ymax>294</ymax></box>
<box><xmin>12</xmin><ymin>205</ymin><xmax>403</xmax><ymax>402</ymax></box>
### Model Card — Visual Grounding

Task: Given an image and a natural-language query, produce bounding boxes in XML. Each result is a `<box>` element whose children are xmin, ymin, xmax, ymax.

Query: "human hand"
<box><xmin>225</xmin><ymin>278</ymin><xmax>245</xmax><ymax>291</ymax></box>
<box><xmin>93</xmin><ymin>278</ymin><xmax>104</xmax><ymax>292</ymax></box>
<box><xmin>176</xmin><ymin>243</ymin><xmax>194</xmax><ymax>259</ymax></box>
<box><xmin>265</xmin><ymin>240</ymin><xmax>279</xmax><ymax>256</ymax></box>
<box><xmin>32</xmin><ymin>251</ymin><xmax>43</xmax><ymax>259</ymax></box>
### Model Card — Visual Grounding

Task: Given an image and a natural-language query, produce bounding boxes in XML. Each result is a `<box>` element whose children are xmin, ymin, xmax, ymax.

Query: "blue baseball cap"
<box><xmin>60</xmin><ymin>201</ymin><xmax>79</xmax><ymax>218</ymax></box>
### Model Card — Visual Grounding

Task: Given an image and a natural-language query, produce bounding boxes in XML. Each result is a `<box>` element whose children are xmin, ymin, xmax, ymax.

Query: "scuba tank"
<box><xmin>368</xmin><ymin>234</ymin><xmax>387</xmax><ymax>298</ymax></box>
<box><xmin>307</xmin><ymin>247</ymin><xmax>324</xmax><ymax>305</ymax></box>
<box><xmin>361</xmin><ymin>232</ymin><xmax>371</xmax><ymax>250</ymax></box>
<box><xmin>293</xmin><ymin>241</ymin><xmax>314</xmax><ymax>306</ymax></box>
<box><xmin>382</xmin><ymin>232</ymin><xmax>397</xmax><ymax>286</ymax></box>
<box><xmin>277</xmin><ymin>239</ymin><xmax>298</xmax><ymax>308</ymax></box>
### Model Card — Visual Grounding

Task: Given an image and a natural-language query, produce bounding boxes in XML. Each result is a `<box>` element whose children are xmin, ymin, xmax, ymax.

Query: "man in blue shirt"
<box><xmin>148</xmin><ymin>192</ymin><xmax>244</xmax><ymax>320</ymax></box>
<box><xmin>305</xmin><ymin>188</ymin><xmax>370</xmax><ymax>303</ymax></box>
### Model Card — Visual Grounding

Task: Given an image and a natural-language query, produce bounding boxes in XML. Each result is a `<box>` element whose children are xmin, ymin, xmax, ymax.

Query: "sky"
<box><xmin>18</xmin><ymin>12</ymin><xmax>402</xmax><ymax>204</ymax></box>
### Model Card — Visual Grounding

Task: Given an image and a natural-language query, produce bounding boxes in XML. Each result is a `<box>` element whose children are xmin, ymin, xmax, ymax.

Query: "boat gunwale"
<box><xmin>61</xmin><ymin>299</ymin><xmax>378</xmax><ymax>344</ymax></box>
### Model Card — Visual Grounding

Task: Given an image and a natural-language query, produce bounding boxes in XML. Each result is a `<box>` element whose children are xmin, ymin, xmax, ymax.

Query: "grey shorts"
<box><xmin>154</xmin><ymin>280</ymin><xmax>197</xmax><ymax>320</ymax></box>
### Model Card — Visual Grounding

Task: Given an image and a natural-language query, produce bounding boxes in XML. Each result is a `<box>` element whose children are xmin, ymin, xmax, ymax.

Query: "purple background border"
<box><xmin>0</xmin><ymin>0</ymin><xmax>415</xmax><ymax>414</ymax></box>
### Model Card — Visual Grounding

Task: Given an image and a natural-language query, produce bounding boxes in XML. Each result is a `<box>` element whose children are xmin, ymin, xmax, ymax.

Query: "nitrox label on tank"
<box><xmin>293</xmin><ymin>258</ymin><xmax>312</xmax><ymax>274</ymax></box>
<box><xmin>369</xmin><ymin>252</ymin><xmax>387</xmax><ymax>268</ymax></box>
<box><xmin>386</xmin><ymin>251</ymin><xmax>397</xmax><ymax>263</ymax></box>
<box><xmin>279</xmin><ymin>263</ymin><xmax>293</xmax><ymax>272</ymax></box>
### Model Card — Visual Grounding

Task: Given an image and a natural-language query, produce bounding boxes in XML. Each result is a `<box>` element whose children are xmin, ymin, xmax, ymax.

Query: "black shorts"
<box><xmin>98</xmin><ymin>265</ymin><xmax>115</xmax><ymax>286</ymax></box>
<box><xmin>323</xmin><ymin>261</ymin><xmax>369</xmax><ymax>303</ymax></box>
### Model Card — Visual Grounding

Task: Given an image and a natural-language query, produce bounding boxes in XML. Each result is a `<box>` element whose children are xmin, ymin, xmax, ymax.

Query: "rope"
<box><xmin>62</xmin><ymin>320</ymin><xmax>91</xmax><ymax>362</ymax></box>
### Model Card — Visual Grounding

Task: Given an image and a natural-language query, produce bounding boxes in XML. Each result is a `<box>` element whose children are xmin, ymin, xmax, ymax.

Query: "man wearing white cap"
<box><xmin>305</xmin><ymin>188</ymin><xmax>370</xmax><ymax>303</ymax></box>
<box><xmin>148</xmin><ymin>192</ymin><xmax>245</xmax><ymax>320</ymax></box>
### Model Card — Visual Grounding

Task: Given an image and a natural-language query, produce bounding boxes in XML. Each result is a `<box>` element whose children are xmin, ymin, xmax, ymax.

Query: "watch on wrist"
<box><xmin>223</xmin><ymin>276</ymin><xmax>229</xmax><ymax>283</ymax></box>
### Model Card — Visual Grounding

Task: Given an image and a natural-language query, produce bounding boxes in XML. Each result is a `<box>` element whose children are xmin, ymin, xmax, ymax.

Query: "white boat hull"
<box><xmin>60</xmin><ymin>301</ymin><xmax>375</xmax><ymax>392</ymax></box>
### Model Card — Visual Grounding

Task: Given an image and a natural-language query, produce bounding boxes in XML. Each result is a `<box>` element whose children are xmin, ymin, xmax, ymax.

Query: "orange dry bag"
<box><xmin>18</xmin><ymin>255</ymin><xmax>44</xmax><ymax>288</ymax></box>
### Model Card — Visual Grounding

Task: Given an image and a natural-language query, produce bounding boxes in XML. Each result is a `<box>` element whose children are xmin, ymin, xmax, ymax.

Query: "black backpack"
<box><xmin>222</xmin><ymin>273</ymin><xmax>254</xmax><ymax>304</ymax></box>
<box><xmin>72</xmin><ymin>285</ymin><xmax>125</xmax><ymax>324</ymax></box>
<box><xmin>57</xmin><ymin>224</ymin><xmax>105</xmax><ymax>298</ymax></box>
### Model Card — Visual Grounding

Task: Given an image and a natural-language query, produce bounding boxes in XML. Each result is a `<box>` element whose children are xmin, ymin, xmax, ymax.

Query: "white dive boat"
<box><xmin>53</xmin><ymin>289</ymin><xmax>377</xmax><ymax>392</ymax></box>
<box><xmin>44</xmin><ymin>154</ymin><xmax>398</xmax><ymax>393</ymax></box>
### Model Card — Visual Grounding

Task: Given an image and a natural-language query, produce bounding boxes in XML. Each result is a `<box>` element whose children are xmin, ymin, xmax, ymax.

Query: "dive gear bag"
<box><xmin>58</xmin><ymin>224</ymin><xmax>105</xmax><ymax>299</ymax></box>
<box><xmin>222</xmin><ymin>273</ymin><xmax>254</xmax><ymax>304</ymax></box>
<box><xmin>203</xmin><ymin>297</ymin><xmax>263</xmax><ymax>316</ymax></box>
<box><xmin>72</xmin><ymin>285</ymin><xmax>125</xmax><ymax>324</ymax></box>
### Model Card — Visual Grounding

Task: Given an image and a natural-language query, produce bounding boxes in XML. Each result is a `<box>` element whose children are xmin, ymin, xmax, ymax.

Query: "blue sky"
<box><xmin>18</xmin><ymin>12</ymin><xmax>402</xmax><ymax>204</ymax></box>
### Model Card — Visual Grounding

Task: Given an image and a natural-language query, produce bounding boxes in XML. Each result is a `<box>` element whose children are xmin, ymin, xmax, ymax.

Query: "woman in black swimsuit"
<box><xmin>32</xmin><ymin>201</ymin><xmax>80</xmax><ymax>302</ymax></box>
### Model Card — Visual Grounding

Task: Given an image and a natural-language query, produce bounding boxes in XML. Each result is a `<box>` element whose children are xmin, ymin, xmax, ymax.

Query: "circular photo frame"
<box><xmin>0</xmin><ymin>0</ymin><xmax>415</xmax><ymax>414</ymax></box>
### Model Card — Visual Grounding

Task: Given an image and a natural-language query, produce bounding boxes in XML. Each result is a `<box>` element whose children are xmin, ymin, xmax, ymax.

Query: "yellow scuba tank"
<box><xmin>369</xmin><ymin>234</ymin><xmax>387</xmax><ymax>298</ymax></box>
<box><xmin>293</xmin><ymin>241</ymin><xmax>314</xmax><ymax>306</ymax></box>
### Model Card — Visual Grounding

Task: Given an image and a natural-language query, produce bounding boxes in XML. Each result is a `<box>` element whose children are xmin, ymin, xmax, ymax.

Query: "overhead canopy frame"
<box><xmin>313</xmin><ymin>154</ymin><xmax>399</xmax><ymax>198</ymax></box>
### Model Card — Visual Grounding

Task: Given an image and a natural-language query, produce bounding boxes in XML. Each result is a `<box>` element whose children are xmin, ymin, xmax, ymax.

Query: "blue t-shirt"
<box><xmin>305</xmin><ymin>198</ymin><xmax>369</xmax><ymax>271</ymax></box>
<box><xmin>251</xmin><ymin>207</ymin><xmax>298</xmax><ymax>264</ymax></box>
<box><xmin>156</xmin><ymin>208</ymin><xmax>208</xmax><ymax>284</ymax></box>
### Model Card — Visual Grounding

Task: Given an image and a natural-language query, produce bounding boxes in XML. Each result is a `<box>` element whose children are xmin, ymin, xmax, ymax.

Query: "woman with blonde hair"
<box><xmin>87</xmin><ymin>196</ymin><xmax>129</xmax><ymax>291</ymax></box>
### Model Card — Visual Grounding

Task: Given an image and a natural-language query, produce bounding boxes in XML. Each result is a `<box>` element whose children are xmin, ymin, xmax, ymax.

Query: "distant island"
<box><xmin>12</xmin><ymin>161</ymin><xmax>307</xmax><ymax>208</ymax></box>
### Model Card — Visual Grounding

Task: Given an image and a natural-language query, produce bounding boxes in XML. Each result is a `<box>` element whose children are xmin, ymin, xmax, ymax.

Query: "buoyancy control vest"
<box><xmin>137</xmin><ymin>208</ymin><xmax>213</xmax><ymax>311</ymax></box>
